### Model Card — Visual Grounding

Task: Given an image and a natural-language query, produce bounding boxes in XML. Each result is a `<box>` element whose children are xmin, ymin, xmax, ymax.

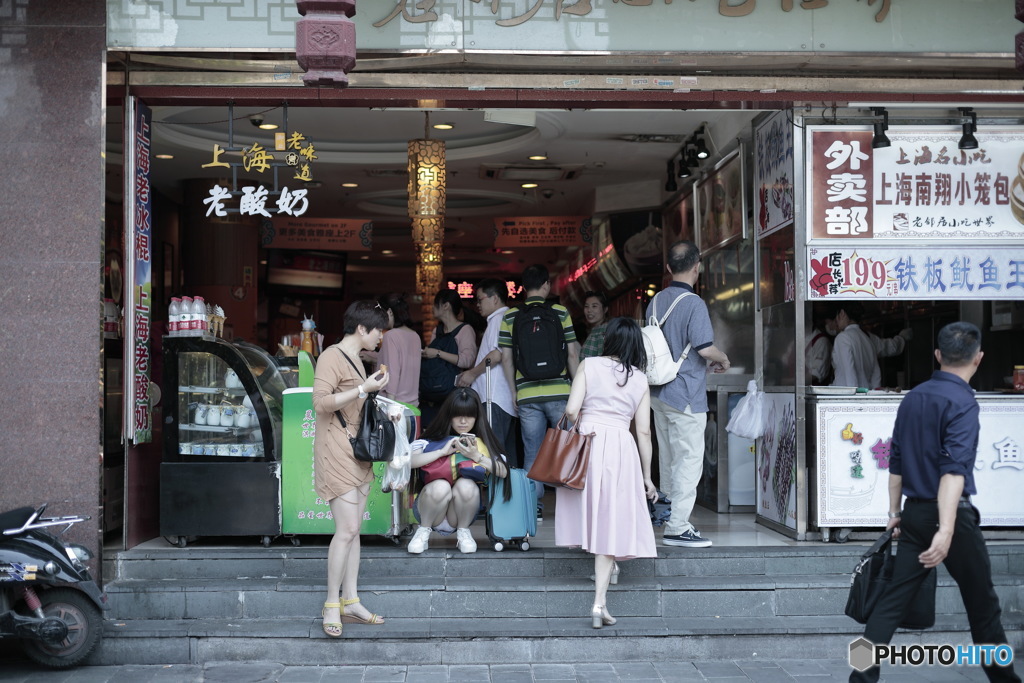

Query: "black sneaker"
<box><xmin>663</xmin><ymin>530</ymin><xmax>712</xmax><ymax>548</ymax></box>
<box><xmin>536</xmin><ymin>506</ymin><xmax>544</xmax><ymax>523</ymax></box>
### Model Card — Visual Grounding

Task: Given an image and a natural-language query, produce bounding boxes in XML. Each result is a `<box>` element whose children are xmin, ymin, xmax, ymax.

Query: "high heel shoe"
<box><xmin>589</xmin><ymin>562</ymin><xmax>620</xmax><ymax>585</ymax></box>
<box><xmin>321</xmin><ymin>602</ymin><xmax>342</xmax><ymax>638</ymax></box>
<box><xmin>591</xmin><ymin>605</ymin><xmax>617</xmax><ymax>629</ymax></box>
<box><xmin>340</xmin><ymin>597</ymin><xmax>384</xmax><ymax>625</ymax></box>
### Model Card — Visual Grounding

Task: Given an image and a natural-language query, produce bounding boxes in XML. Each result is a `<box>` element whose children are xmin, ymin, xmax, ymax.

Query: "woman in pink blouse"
<box><xmin>378</xmin><ymin>292</ymin><xmax>422</xmax><ymax>407</ymax></box>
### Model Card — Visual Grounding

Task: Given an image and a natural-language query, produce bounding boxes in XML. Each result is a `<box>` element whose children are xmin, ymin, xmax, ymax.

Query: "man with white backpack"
<box><xmin>645</xmin><ymin>240</ymin><xmax>731</xmax><ymax>548</ymax></box>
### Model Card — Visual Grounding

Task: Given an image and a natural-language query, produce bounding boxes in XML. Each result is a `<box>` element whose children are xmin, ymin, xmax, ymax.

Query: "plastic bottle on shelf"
<box><xmin>180</xmin><ymin>296</ymin><xmax>194</xmax><ymax>336</ymax></box>
<box><xmin>300</xmin><ymin>316</ymin><xmax>316</xmax><ymax>355</ymax></box>
<box><xmin>193</xmin><ymin>296</ymin><xmax>208</xmax><ymax>336</ymax></box>
<box><xmin>168</xmin><ymin>297</ymin><xmax>182</xmax><ymax>337</ymax></box>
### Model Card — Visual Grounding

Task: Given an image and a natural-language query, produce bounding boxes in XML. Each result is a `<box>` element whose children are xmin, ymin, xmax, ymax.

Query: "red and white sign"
<box><xmin>266</xmin><ymin>217</ymin><xmax>372</xmax><ymax>251</ymax></box>
<box><xmin>493</xmin><ymin>216</ymin><xmax>591</xmax><ymax>247</ymax></box>
<box><xmin>807</xmin><ymin>126</ymin><xmax>1024</xmax><ymax>242</ymax></box>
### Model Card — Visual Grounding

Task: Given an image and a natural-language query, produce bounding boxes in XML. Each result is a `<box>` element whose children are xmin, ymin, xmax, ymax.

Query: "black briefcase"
<box><xmin>845</xmin><ymin>529</ymin><xmax>937</xmax><ymax>630</ymax></box>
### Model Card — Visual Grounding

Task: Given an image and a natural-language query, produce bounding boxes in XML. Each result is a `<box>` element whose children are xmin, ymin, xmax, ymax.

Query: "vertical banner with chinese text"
<box><xmin>125</xmin><ymin>100</ymin><xmax>153</xmax><ymax>444</ymax></box>
<box><xmin>754</xmin><ymin>110</ymin><xmax>795</xmax><ymax>239</ymax></box>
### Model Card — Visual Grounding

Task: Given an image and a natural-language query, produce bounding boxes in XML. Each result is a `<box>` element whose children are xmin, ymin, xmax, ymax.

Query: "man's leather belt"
<box><xmin>907</xmin><ymin>495</ymin><xmax>971</xmax><ymax>506</ymax></box>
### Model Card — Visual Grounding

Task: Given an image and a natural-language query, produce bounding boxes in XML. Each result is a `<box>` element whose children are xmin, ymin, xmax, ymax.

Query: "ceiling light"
<box><xmin>677</xmin><ymin>156</ymin><xmax>691</xmax><ymax>179</ymax></box>
<box><xmin>341</xmin><ymin>182</ymin><xmax>359</xmax><ymax>188</ymax></box>
<box><xmin>694</xmin><ymin>129</ymin><xmax>710</xmax><ymax>160</ymax></box>
<box><xmin>528</xmin><ymin>153</ymin><xmax>548</xmax><ymax>161</ymax></box>
<box><xmin>433</xmin><ymin>122</ymin><xmax>454</xmax><ymax>130</ymax></box>
<box><xmin>501</xmin><ymin>250</ymin><xmax>514</xmax><ymax>254</ymax></box>
<box><xmin>958</xmin><ymin>107</ymin><xmax>978</xmax><ymax>150</ymax></box>
<box><xmin>258</xmin><ymin>122</ymin><xmax>278</xmax><ymax>130</ymax></box>
<box><xmin>521</xmin><ymin>182</ymin><xmax>538</xmax><ymax>189</ymax></box>
<box><xmin>360</xmin><ymin>255</ymin><xmax>369</xmax><ymax>260</ymax></box>
<box><xmin>665</xmin><ymin>159</ymin><xmax>678</xmax><ymax>192</ymax></box>
<box><xmin>870</xmin><ymin>107</ymin><xmax>890</xmax><ymax>149</ymax></box>
<box><xmin>155</xmin><ymin>154</ymin><xmax>173</xmax><ymax>160</ymax></box>
<box><xmin>685</xmin><ymin>147</ymin><xmax>700</xmax><ymax>168</ymax></box>
<box><xmin>381</xmin><ymin>249</ymin><xmax>394</xmax><ymax>255</ymax></box>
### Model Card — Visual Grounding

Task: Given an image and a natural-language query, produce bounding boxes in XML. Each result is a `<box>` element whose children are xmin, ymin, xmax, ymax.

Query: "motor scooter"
<box><xmin>0</xmin><ymin>504</ymin><xmax>107</xmax><ymax>668</ymax></box>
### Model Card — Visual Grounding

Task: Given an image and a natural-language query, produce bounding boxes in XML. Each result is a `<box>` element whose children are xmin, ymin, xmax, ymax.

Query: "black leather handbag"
<box><xmin>337</xmin><ymin>393</ymin><xmax>395</xmax><ymax>463</ymax></box>
<box><xmin>845</xmin><ymin>529</ymin><xmax>937</xmax><ymax>630</ymax></box>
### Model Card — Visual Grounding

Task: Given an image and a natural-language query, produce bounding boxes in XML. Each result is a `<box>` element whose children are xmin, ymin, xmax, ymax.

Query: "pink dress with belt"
<box><xmin>554</xmin><ymin>357</ymin><xmax>657</xmax><ymax>560</ymax></box>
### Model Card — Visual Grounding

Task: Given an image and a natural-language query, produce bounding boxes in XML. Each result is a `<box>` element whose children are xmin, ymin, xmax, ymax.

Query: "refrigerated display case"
<box><xmin>160</xmin><ymin>335</ymin><xmax>295</xmax><ymax>546</ymax></box>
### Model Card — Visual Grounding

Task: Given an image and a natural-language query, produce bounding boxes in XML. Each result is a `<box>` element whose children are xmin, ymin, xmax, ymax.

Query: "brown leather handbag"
<box><xmin>527</xmin><ymin>414</ymin><xmax>593</xmax><ymax>491</ymax></box>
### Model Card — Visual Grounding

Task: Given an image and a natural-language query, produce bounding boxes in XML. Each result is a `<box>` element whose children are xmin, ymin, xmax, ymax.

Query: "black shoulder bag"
<box><xmin>337</xmin><ymin>352</ymin><xmax>396</xmax><ymax>463</ymax></box>
<box><xmin>845</xmin><ymin>528</ymin><xmax>936</xmax><ymax>630</ymax></box>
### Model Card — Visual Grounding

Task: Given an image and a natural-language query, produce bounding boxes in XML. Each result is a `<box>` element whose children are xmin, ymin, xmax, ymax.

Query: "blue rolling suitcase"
<box><xmin>486</xmin><ymin>468</ymin><xmax>537</xmax><ymax>551</ymax></box>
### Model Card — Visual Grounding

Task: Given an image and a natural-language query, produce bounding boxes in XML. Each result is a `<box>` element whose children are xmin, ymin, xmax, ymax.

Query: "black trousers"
<box><xmin>850</xmin><ymin>499</ymin><xmax>1020</xmax><ymax>683</ymax></box>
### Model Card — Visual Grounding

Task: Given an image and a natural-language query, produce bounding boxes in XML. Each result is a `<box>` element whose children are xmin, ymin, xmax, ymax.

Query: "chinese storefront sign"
<box><xmin>807</xmin><ymin>246</ymin><xmax>1024</xmax><ymax>300</ymax></box>
<box><xmin>129</xmin><ymin>101</ymin><xmax>153</xmax><ymax>444</ymax></box>
<box><xmin>493</xmin><ymin>216</ymin><xmax>592</xmax><ymax>247</ymax></box>
<box><xmin>807</xmin><ymin>127</ymin><xmax>1024</xmax><ymax>242</ymax></box>
<box><xmin>264</xmin><ymin>218</ymin><xmax>373</xmax><ymax>251</ymax></box>
<box><xmin>200</xmin><ymin>127</ymin><xmax>318</xmax><ymax>218</ymax></box>
<box><xmin>815</xmin><ymin>401</ymin><xmax>1024</xmax><ymax>527</ymax></box>
<box><xmin>447</xmin><ymin>280</ymin><xmax>522</xmax><ymax>300</ymax></box>
<box><xmin>754</xmin><ymin>110</ymin><xmax>794</xmax><ymax>239</ymax></box>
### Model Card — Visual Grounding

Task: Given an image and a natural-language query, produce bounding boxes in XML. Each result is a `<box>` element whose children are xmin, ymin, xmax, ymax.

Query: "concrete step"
<box><xmin>101</xmin><ymin>573</ymin><xmax>1024</xmax><ymax>621</ymax></box>
<box><xmin>94</xmin><ymin>614</ymin><xmax>1024</xmax><ymax>667</ymax></box>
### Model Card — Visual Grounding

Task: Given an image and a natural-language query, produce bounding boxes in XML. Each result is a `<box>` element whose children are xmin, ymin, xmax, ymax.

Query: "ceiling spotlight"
<box><xmin>665</xmin><ymin>159</ymin><xmax>678</xmax><ymax>192</ymax></box>
<box><xmin>380</xmin><ymin>249</ymin><xmax>394</xmax><ymax>255</ymax></box>
<box><xmin>433</xmin><ymin>122</ymin><xmax>454</xmax><ymax>130</ymax></box>
<box><xmin>155</xmin><ymin>153</ymin><xmax>174</xmax><ymax>160</ymax></box>
<box><xmin>694</xmin><ymin>126</ymin><xmax>710</xmax><ymax>159</ymax></box>
<box><xmin>685</xmin><ymin>146</ymin><xmax>701</xmax><ymax>168</ymax></box>
<box><xmin>521</xmin><ymin>182</ymin><xmax>538</xmax><ymax>189</ymax></box>
<box><xmin>871</xmin><ymin>107</ymin><xmax>890</xmax><ymax>149</ymax></box>
<box><xmin>958</xmin><ymin>107</ymin><xmax>978</xmax><ymax>150</ymax></box>
<box><xmin>259</xmin><ymin>122</ymin><xmax>278</xmax><ymax>130</ymax></box>
<box><xmin>341</xmin><ymin>182</ymin><xmax>359</xmax><ymax>188</ymax></box>
<box><xmin>677</xmin><ymin>155</ymin><xmax>692</xmax><ymax>179</ymax></box>
<box><xmin>528</xmin><ymin>153</ymin><xmax>548</xmax><ymax>161</ymax></box>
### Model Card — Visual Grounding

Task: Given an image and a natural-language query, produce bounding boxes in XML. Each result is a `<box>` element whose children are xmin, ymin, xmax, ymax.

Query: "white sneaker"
<box><xmin>407</xmin><ymin>526</ymin><xmax>431</xmax><ymax>554</ymax></box>
<box><xmin>455</xmin><ymin>528</ymin><xmax>477</xmax><ymax>554</ymax></box>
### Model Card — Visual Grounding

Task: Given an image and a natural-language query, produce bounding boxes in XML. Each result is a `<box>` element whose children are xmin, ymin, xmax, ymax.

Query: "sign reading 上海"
<box><xmin>806</xmin><ymin>246</ymin><xmax>1024</xmax><ymax>300</ymax></box>
<box><xmin>129</xmin><ymin>101</ymin><xmax>153</xmax><ymax>444</ymax></box>
<box><xmin>754</xmin><ymin>110</ymin><xmax>795</xmax><ymax>239</ymax></box>
<box><xmin>807</xmin><ymin>126</ymin><xmax>1024</xmax><ymax>242</ymax></box>
<box><xmin>493</xmin><ymin>216</ymin><xmax>592</xmax><ymax>248</ymax></box>
<box><xmin>264</xmin><ymin>218</ymin><xmax>373</xmax><ymax>251</ymax></box>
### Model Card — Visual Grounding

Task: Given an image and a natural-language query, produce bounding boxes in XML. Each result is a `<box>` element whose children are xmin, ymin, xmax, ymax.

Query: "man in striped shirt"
<box><xmin>499</xmin><ymin>264</ymin><xmax>580</xmax><ymax>518</ymax></box>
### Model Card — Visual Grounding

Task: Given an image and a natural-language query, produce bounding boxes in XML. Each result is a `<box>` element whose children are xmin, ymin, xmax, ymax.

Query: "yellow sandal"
<box><xmin>321</xmin><ymin>601</ymin><xmax>343</xmax><ymax>638</ymax></box>
<box><xmin>341</xmin><ymin>597</ymin><xmax>385</xmax><ymax>625</ymax></box>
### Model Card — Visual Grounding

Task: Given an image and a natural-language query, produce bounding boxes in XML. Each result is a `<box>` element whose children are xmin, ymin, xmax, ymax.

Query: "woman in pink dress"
<box><xmin>555</xmin><ymin>317</ymin><xmax>658</xmax><ymax>629</ymax></box>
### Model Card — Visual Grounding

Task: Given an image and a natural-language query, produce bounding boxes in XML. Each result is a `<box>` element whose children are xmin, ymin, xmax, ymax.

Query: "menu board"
<box><xmin>696</xmin><ymin>149</ymin><xmax>746</xmax><ymax>252</ymax></box>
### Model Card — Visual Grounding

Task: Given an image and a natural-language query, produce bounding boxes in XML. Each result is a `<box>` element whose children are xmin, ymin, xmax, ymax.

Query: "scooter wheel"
<box><xmin>21</xmin><ymin>587</ymin><xmax>102</xmax><ymax>669</ymax></box>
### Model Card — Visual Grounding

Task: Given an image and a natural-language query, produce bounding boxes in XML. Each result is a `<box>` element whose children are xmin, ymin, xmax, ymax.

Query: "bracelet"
<box><xmin>887</xmin><ymin>511</ymin><xmax>902</xmax><ymax>519</ymax></box>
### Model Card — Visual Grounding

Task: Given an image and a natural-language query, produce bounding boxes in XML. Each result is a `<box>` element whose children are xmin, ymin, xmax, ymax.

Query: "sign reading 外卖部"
<box><xmin>806</xmin><ymin>246</ymin><xmax>1024</xmax><ymax>300</ymax></box>
<box><xmin>106</xmin><ymin>0</ymin><xmax>1014</xmax><ymax>56</ymax></box>
<box><xmin>493</xmin><ymin>216</ymin><xmax>591</xmax><ymax>248</ymax></box>
<box><xmin>264</xmin><ymin>218</ymin><xmax>373</xmax><ymax>251</ymax></box>
<box><xmin>807</xmin><ymin>127</ymin><xmax>1024</xmax><ymax>242</ymax></box>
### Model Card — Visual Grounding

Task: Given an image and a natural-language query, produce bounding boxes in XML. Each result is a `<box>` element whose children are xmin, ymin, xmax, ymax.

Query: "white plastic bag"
<box><xmin>726</xmin><ymin>380</ymin><xmax>766</xmax><ymax>440</ymax></box>
<box><xmin>382</xmin><ymin>407</ymin><xmax>411</xmax><ymax>492</ymax></box>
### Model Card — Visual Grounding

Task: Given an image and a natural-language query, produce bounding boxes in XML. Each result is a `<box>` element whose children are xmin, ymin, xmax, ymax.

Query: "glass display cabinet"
<box><xmin>160</xmin><ymin>336</ymin><xmax>296</xmax><ymax>546</ymax></box>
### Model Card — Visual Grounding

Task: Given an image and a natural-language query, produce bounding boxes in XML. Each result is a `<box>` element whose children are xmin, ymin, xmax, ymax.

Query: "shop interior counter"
<box><xmin>809</xmin><ymin>391</ymin><xmax>1024</xmax><ymax>538</ymax></box>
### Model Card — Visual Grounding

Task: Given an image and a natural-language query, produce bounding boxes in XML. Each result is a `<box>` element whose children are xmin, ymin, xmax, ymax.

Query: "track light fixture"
<box><xmin>685</xmin><ymin>146</ymin><xmax>700</xmax><ymax>168</ymax></box>
<box><xmin>958</xmin><ymin>108</ymin><xmax>978</xmax><ymax>150</ymax></box>
<box><xmin>665</xmin><ymin>159</ymin><xmax>678</xmax><ymax>192</ymax></box>
<box><xmin>677</xmin><ymin>155</ymin><xmax>692</xmax><ymax>179</ymax></box>
<box><xmin>870</xmin><ymin>108</ymin><xmax>890</xmax><ymax>149</ymax></box>
<box><xmin>694</xmin><ymin>126</ymin><xmax>710</xmax><ymax>159</ymax></box>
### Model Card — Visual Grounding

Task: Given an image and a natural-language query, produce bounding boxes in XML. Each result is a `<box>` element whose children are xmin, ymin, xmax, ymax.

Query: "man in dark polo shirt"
<box><xmin>850</xmin><ymin>322</ymin><xmax>1020</xmax><ymax>683</ymax></box>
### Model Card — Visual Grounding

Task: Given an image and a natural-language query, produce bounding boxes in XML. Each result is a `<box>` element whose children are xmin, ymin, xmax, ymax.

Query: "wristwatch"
<box><xmin>887</xmin><ymin>511</ymin><xmax>902</xmax><ymax>519</ymax></box>
<box><xmin>357</xmin><ymin>384</ymin><xmax>367</xmax><ymax>399</ymax></box>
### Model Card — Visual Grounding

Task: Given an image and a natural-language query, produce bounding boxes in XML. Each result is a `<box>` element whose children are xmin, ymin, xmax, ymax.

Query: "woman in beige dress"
<box><xmin>312</xmin><ymin>300</ymin><xmax>391</xmax><ymax>638</ymax></box>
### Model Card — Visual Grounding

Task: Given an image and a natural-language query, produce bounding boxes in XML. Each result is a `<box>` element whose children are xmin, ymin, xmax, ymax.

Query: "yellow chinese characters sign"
<box><xmin>493</xmin><ymin>216</ymin><xmax>592</xmax><ymax>248</ymax></box>
<box><xmin>266</xmin><ymin>218</ymin><xmax>373</xmax><ymax>251</ymax></box>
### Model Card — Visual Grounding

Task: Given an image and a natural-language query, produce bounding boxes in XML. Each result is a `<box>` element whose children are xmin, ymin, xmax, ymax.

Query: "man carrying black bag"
<box><xmin>850</xmin><ymin>322</ymin><xmax>1020</xmax><ymax>683</ymax></box>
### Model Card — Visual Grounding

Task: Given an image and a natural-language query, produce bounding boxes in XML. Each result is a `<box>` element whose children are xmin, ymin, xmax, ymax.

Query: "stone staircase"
<box><xmin>95</xmin><ymin>541</ymin><xmax>1024</xmax><ymax>666</ymax></box>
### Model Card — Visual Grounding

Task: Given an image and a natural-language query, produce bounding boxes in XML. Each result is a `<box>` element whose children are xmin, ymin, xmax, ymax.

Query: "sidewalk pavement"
<box><xmin>0</xmin><ymin>659</ymin><xmax>993</xmax><ymax>683</ymax></box>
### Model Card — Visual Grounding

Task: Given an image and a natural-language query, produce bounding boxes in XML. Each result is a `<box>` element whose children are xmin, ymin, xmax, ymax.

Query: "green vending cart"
<box><xmin>281</xmin><ymin>351</ymin><xmax>417</xmax><ymax>543</ymax></box>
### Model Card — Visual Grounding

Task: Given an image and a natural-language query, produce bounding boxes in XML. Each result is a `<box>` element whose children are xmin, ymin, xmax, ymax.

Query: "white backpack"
<box><xmin>642</xmin><ymin>291</ymin><xmax>693</xmax><ymax>386</ymax></box>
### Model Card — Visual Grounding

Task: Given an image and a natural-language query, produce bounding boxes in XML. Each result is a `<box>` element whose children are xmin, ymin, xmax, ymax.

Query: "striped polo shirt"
<box><xmin>498</xmin><ymin>296</ymin><xmax>577</xmax><ymax>405</ymax></box>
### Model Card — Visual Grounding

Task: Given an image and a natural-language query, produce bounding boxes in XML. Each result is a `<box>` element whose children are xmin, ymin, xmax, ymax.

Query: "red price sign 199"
<box><xmin>842</xmin><ymin>255</ymin><xmax>888</xmax><ymax>292</ymax></box>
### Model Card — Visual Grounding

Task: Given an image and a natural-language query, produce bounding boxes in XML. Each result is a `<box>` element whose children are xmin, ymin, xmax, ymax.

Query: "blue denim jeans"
<box><xmin>518</xmin><ymin>399</ymin><xmax>567</xmax><ymax>505</ymax></box>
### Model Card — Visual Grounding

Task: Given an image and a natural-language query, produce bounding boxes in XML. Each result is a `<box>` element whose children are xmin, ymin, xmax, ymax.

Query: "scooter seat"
<box><xmin>0</xmin><ymin>507</ymin><xmax>36</xmax><ymax>534</ymax></box>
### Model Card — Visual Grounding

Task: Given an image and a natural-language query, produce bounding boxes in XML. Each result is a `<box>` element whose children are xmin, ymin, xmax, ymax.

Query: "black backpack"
<box><xmin>419</xmin><ymin>323</ymin><xmax>467</xmax><ymax>402</ymax></box>
<box><xmin>512</xmin><ymin>302</ymin><xmax>567</xmax><ymax>381</ymax></box>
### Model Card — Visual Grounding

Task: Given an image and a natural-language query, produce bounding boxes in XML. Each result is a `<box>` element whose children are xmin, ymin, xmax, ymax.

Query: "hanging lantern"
<box><xmin>408</xmin><ymin>134</ymin><xmax>446</xmax><ymax>339</ymax></box>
